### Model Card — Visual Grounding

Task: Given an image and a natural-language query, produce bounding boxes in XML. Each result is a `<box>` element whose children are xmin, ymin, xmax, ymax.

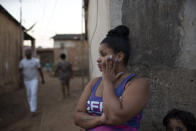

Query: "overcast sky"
<box><xmin>0</xmin><ymin>0</ymin><xmax>83</xmax><ymax>48</ymax></box>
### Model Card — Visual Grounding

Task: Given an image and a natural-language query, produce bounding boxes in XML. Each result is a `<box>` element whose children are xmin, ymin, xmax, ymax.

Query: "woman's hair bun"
<box><xmin>107</xmin><ymin>25</ymin><xmax>129</xmax><ymax>39</ymax></box>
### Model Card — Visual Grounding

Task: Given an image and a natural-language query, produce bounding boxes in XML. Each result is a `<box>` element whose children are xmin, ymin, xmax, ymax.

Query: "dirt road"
<box><xmin>0</xmin><ymin>72</ymin><xmax>88</xmax><ymax>131</ymax></box>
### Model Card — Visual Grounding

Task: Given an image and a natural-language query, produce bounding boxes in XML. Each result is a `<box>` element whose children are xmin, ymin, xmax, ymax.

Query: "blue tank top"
<box><xmin>86</xmin><ymin>73</ymin><xmax>143</xmax><ymax>131</ymax></box>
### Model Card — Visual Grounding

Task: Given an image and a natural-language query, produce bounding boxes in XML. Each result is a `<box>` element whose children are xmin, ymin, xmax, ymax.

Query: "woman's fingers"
<box><xmin>106</xmin><ymin>55</ymin><xmax>113</xmax><ymax>72</ymax></box>
<box><xmin>113</xmin><ymin>57</ymin><xmax>118</xmax><ymax>72</ymax></box>
<box><xmin>102</xmin><ymin>55</ymin><xmax>116</xmax><ymax>73</ymax></box>
<box><xmin>109</xmin><ymin>56</ymin><xmax>114</xmax><ymax>71</ymax></box>
<box><xmin>101</xmin><ymin>60</ymin><xmax>105</xmax><ymax>72</ymax></box>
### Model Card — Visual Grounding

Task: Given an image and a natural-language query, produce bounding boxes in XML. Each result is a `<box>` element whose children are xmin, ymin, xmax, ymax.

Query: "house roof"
<box><xmin>24</xmin><ymin>32</ymin><xmax>35</xmax><ymax>41</ymax></box>
<box><xmin>36</xmin><ymin>48</ymin><xmax>54</xmax><ymax>53</ymax></box>
<box><xmin>52</xmin><ymin>34</ymin><xmax>85</xmax><ymax>41</ymax></box>
<box><xmin>0</xmin><ymin>4</ymin><xmax>35</xmax><ymax>40</ymax></box>
<box><xmin>0</xmin><ymin>4</ymin><xmax>25</xmax><ymax>30</ymax></box>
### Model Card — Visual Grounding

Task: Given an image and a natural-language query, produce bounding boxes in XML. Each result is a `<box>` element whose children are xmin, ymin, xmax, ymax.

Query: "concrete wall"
<box><xmin>0</xmin><ymin>11</ymin><xmax>23</xmax><ymax>94</ymax></box>
<box><xmin>110</xmin><ymin>0</ymin><xmax>123</xmax><ymax>28</ymax></box>
<box><xmin>87</xmin><ymin>0</ymin><xmax>110</xmax><ymax>79</ymax></box>
<box><xmin>121</xmin><ymin>0</ymin><xmax>196</xmax><ymax>130</ymax></box>
<box><xmin>87</xmin><ymin>0</ymin><xmax>196</xmax><ymax>130</ymax></box>
<box><xmin>177</xmin><ymin>0</ymin><xmax>196</xmax><ymax>69</ymax></box>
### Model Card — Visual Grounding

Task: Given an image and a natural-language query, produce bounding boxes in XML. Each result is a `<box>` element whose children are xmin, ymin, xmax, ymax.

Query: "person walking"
<box><xmin>55</xmin><ymin>53</ymin><xmax>73</xmax><ymax>100</ymax></box>
<box><xmin>19</xmin><ymin>49</ymin><xmax>45</xmax><ymax>116</ymax></box>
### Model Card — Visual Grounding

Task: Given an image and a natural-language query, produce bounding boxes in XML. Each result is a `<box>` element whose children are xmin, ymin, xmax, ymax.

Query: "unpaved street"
<box><xmin>0</xmin><ymin>72</ymin><xmax>88</xmax><ymax>131</ymax></box>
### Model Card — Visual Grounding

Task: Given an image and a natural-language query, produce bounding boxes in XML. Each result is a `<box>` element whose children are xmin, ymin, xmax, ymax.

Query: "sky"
<box><xmin>0</xmin><ymin>0</ymin><xmax>83</xmax><ymax>48</ymax></box>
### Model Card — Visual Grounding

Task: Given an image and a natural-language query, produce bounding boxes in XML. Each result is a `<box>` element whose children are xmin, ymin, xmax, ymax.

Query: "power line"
<box><xmin>43</xmin><ymin>0</ymin><xmax>59</xmax><ymax>36</ymax></box>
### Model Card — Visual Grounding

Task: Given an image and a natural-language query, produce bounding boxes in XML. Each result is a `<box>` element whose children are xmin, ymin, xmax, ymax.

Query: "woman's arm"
<box><xmin>102</xmin><ymin>77</ymin><xmax>149</xmax><ymax>125</ymax></box>
<box><xmin>101</xmin><ymin>56</ymin><xmax>149</xmax><ymax>125</ymax></box>
<box><xmin>74</xmin><ymin>111</ymin><xmax>104</xmax><ymax>129</ymax></box>
<box><xmin>74</xmin><ymin>78</ymin><xmax>105</xmax><ymax>129</ymax></box>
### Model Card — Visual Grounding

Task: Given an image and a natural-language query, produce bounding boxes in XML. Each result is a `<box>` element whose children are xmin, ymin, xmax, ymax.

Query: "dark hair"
<box><xmin>163</xmin><ymin>109</ymin><xmax>196</xmax><ymax>131</ymax></box>
<box><xmin>60</xmin><ymin>53</ymin><xmax>66</xmax><ymax>60</ymax></box>
<box><xmin>101</xmin><ymin>25</ymin><xmax>130</xmax><ymax>65</ymax></box>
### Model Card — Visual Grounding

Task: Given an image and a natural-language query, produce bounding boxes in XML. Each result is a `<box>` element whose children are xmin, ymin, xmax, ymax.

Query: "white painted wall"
<box><xmin>88</xmin><ymin>0</ymin><xmax>110</xmax><ymax>79</ymax></box>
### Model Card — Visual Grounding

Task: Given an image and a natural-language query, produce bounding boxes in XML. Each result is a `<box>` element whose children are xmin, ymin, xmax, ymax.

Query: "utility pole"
<box><xmin>81</xmin><ymin>0</ymin><xmax>85</xmax><ymax>89</ymax></box>
<box><xmin>19</xmin><ymin>0</ymin><xmax>24</xmax><ymax>88</ymax></box>
<box><xmin>19</xmin><ymin>0</ymin><xmax>23</xmax><ymax>57</ymax></box>
<box><xmin>20</xmin><ymin>0</ymin><xmax>22</xmax><ymax>25</ymax></box>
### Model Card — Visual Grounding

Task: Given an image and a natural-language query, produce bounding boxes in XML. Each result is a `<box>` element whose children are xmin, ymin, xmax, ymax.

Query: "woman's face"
<box><xmin>166</xmin><ymin>118</ymin><xmax>187</xmax><ymax>131</ymax></box>
<box><xmin>97</xmin><ymin>44</ymin><xmax>115</xmax><ymax>72</ymax></box>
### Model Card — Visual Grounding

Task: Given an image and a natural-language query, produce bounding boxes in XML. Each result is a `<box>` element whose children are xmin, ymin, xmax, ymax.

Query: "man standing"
<box><xmin>55</xmin><ymin>53</ymin><xmax>73</xmax><ymax>100</ymax></box>
<box><xmin>19</xmin><ymin>49</ymin><xmax>45</xmax><ymax>116</ymax></box>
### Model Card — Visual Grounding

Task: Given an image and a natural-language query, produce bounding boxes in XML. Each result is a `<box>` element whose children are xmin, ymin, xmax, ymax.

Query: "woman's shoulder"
<box><xmin>84</xmin><ymin>77</ymin><xmax>101</xmax><ymax>90</ymax></box>
<box><xmin>133</xmin><ymin>75</ymin><xmax>148</xmax><ymax>82</ymax></box>
<box><xmin>89</xmin><ymin>77</ymin><xmax>101</xmax><ymax>85</ymax></box>
<box><xmin>126</xmin><ymin>74</ymin><xmax>149</xmax><ymax>89</ymax></box>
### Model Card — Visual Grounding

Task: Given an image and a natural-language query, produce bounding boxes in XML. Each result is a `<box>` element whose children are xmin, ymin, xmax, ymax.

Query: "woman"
<box><xmin>163</xmin><ymin>109</ymin><xmax>196</xmax><ymax>131</ymax></box>
<box><xmin>74</xmin><ymin>25</ymin><xmax>149</xmax><ymax>130</ymax></box>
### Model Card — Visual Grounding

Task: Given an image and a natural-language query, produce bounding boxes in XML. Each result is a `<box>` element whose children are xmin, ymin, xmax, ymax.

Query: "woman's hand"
<box><xmin>101</xmin><ymin>55</ymin><xmax>116</xmax><ymax>82</ymax></box>
<box><xmin>100</xmin><ymin>113</ymin><xmax>107</xmax><ymax>124</ymax></box>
